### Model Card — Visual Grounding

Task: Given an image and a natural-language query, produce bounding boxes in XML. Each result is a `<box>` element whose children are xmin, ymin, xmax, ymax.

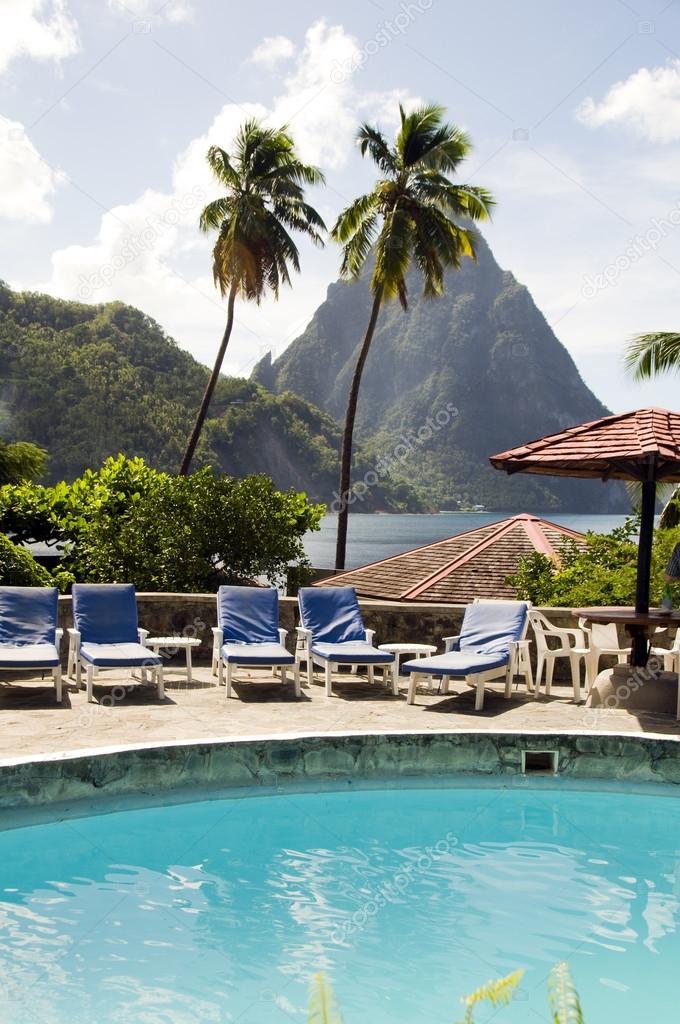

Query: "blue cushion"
<box><xmin>72</xmin><ymin>584</ymin><xmax>139</xmax><ymax>644</ymax></box>
<box><xmin>402</xmin><ymin>650</ymin><xmax>509</xmax><ymax>676</ymax></box>
<box><xmin>0</xmin><ymin>586</ymin><xmax>57</xmax><ymax>645</ymax></box>
<box><xmin>298</xmin><ymin>587</ymin><xmax>366</xmax><ymax>644</ymax></box>
<box><xmin>221</xmin><ymin>642</ymin><xmax>294</xmax><ymax>666</ymax></box>
<box><xmin>218</xmin><ymin>586</ymin><xmax>279</xmax><ymax>644</ymax></box>
<box><xmin>0</xmin><ymin>642</ymin><xmax>60</xmax><ymax>669</ymax></box>
<box><xmin>80</xmin><ymin>642</ymin><xmax>161</xmax><ymax>667</ymax></box>
<box><xmin>458</xmin><ymin>601</ymin><xmax>528</xmax><ymax>657</ymax></box>
<box><xmin>311</xmin><ymin>641</ymin><xmax>394</xmax><ymax>665</ymax></box>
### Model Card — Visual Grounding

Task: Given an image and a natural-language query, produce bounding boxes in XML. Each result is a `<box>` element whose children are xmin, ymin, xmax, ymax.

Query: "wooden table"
<box><xmin>573</xmin><ymin>607</ymin><xmax>680</xmax><ymax>667</ymax></box>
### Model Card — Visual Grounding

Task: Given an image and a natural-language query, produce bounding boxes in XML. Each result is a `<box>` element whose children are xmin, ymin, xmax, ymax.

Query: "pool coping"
<box><xmin>2</xmin><ymin>728</ymin><xmax>680</xmax><ymax>819</ymax></box>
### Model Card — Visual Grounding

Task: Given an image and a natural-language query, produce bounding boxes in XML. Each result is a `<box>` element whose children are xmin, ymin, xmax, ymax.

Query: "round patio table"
<box><xmin>573</xmin><ymin>607</ymin><xmax>680</xmax><ymax>667</ymax></box>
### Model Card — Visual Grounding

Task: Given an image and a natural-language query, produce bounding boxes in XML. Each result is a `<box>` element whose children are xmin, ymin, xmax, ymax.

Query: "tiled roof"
<box><xmin>490</xmin><ymin>408</ymin><xmax>680</xmax><ymax>482</ymax></box>
<box><xmin>318</xmin><ymin>514</ymin><xmax>586</xmax><ymax>604</ymax></box>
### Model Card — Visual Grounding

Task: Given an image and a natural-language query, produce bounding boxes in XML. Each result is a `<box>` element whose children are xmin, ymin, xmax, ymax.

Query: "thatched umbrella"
<box><xmin>490</xmin><ymin>409</ymin><xmax>680</xmax><ymax>664</ymax></box>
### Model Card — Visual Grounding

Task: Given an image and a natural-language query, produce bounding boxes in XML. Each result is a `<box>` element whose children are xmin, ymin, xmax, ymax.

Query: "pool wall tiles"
<box><xmin>2</xmin><ymin>732</ymin><xmax>680</xmax><ymax>811</ymax></box>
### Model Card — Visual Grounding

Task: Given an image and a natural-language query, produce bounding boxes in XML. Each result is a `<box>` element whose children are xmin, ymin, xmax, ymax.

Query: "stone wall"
<box><xmin>2</xmin><ymin>732</ymin><xmax>680</xmax><ymax>814</ymax></box>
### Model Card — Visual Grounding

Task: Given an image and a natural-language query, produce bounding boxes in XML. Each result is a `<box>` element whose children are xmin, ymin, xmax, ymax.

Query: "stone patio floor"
<box><xmin>1</xmin><ymin>662</ymin><xmax>678</xmax><ymax>762</ymax></box>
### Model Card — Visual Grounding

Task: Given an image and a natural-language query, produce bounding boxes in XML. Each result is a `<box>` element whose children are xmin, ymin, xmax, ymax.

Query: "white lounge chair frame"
<box><xmin>0</xmin><ymin>629</ymin><xmax>64</xmax><ymax>701</ymax></box>
<box><xmin>407</xmin><ymin>599</ymin><xmax>533</xmax><ymax>711</ymax></box>
<box><xmin>295</xmin><ymin>626</ymin><xmax>397</xmax><ymax>697</ymax></box>
<box><xmin>212</xmin><ymin>625</ymin><xmax>300</xmax><ymax>699</ymax></box>
<box><xmin>67</xmin><ymin>626</ymin><xmax>163</xmax><ymax>703</ymax></box>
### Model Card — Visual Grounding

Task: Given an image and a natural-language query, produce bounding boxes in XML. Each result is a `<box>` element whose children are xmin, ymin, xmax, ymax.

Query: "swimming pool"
<box><xmin>1</xmin><ymin>781</ymin><xmax>678</xmax><ymax>1023</ymax></box>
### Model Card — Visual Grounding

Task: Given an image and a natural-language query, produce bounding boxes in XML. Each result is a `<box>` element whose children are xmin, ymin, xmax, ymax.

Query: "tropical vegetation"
<box><xmin>330</xmin><ymin>102</ymin><xmax>494</xmax><ymax>567</ymax></box>
<box><xmin>0</xmin><ymin>282</ymin><xmax>420</xmax><ymax>511</ymax></box>
<box><xmin>180</xmin><ymin>120</ymin><xmax>326</xmax><ymax>474</ymax></box>
<box><xmin>507</xmin><ymin>517</ymin><xmax>680</xmax><ymax>607</ymax></box>
<box><xmin>0</xmin><ymin>454</ymin><xmax>322</xmax><ymax>591</ymax></box>
<box><xmin>0</xmin><ymin>438</ymin><xmax>46</xmax><ymax>485</ymax></box>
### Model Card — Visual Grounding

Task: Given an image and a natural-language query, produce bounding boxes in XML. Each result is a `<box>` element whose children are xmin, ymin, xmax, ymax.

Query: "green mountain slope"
<box><xmin>253</xmin><ymin>235</ymin><xmax>624</xmax><ymax>512</ymax></box>
<box><xmin>0</xmin><ymin>282</ymin><xmax>417</xmax><ymax>509</ymax></box>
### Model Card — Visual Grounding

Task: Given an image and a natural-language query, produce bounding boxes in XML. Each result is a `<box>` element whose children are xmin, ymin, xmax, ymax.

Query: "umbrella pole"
<box><xmin>632</xmin><ymin>479</ymin><xmax>656</xmax><ymax>666</ymax></box>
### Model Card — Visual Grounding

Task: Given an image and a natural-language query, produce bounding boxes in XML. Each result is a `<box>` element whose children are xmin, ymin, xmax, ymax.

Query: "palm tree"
<box><xmin>625</xmin><ymin>332</ymin><xmax>680</xmax><ymax>527</ymax></box>
<box><xmin>330</xmin><ymin>103</ymin><xmax>494</xmax><ymax>569</ymax></box>
<box><xmin>179</xmin><ymin>120</ymin><xmax>326</xmax><ymax>475</ymax></box>
<box><xmin>625</xmin><ymin>332</ymin><xmax>680</xmax><ymax>380</ymax></box>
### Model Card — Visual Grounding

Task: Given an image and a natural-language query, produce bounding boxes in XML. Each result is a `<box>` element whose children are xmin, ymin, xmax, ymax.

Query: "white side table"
<box><xmin>378</xmin><ymin>643</ymin><xmax>437</xmax><ymax>690</ymax></box>
<box><xmin>146</xmin><ymin>637</ymin><xmax>201</xmax><ymax>684</ymax></box>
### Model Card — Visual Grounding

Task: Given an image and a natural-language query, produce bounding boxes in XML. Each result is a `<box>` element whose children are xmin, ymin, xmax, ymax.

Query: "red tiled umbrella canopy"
<box><xmin>490</xmin><ymin>408</ymin><xmax>680</xmax><ymax>664</ymax></box>
<box><xmin>489</xmin><ymin>408</ymin><xmax>680</xmax><ymax>483</ymax></box>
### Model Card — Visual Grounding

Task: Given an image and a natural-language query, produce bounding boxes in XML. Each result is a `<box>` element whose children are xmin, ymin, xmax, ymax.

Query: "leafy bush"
<box><xmin>0</xmin><ymin>533</ymin><xmax>54</xmax><ymax>587</ymax></box>
<box><xmin>0</xmin><ymin>455</ymin><xmax>323</xmax><ymax>592</ymax></box>
<box><xmin>507</xmin><ymin>517</ymin><xmax>680</xmax><ymax>607</ymax></box>
<box><xmin>0</xmin><ymin>439</ymin><xmax>46</xmax><ymax>485</ymax></box>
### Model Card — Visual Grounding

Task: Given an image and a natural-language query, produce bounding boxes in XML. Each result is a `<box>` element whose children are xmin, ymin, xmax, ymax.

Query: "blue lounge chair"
<box><xmin>403</xmin><ymin>599</ymin><xmax>532</xmax><ymax>711</ymax></box>
<box><xmin>0</xmin><ymin>586</ymin><xmax>62</xmax><ymax>701</ymax></box>
<box><xmin>68</xmin><ymin>584</ymin><xmax>163</xmax><ymax>703</ymax></box>
<box><xmin>297</xmin><ymin>586</ymin><xmax>396</xmax><ymax>696</ymax></box>
<box><xmin>212</xmin><ymin>586</ymin><xmax>299</xmax><ymax>699</ymax></box>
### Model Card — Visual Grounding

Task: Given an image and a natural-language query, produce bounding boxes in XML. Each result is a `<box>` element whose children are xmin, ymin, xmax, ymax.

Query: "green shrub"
<box><xmin>0</xmin><ymin>533</ymin><xmax>54</xmax><ymax>587</ymax></box>
<box><xmin>507</xmin><ymin>517</ymin><xmax>680</xmax><ymax>607</ymax></box>
<box><xmin>0</xmin><ymin>454</ymin><xmax>323</xmax><ymax>592</ymax></box>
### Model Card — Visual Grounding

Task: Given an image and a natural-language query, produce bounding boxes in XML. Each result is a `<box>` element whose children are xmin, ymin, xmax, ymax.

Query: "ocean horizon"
<box><xmin>304</xmin><ymin>511</ymin><xmax>632</xmax><ymax>569</ymax></box>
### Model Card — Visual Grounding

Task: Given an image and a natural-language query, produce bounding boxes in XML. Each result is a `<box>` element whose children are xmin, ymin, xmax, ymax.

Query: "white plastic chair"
<box><xmin>578</xmin><ymin>618</ymin><xmax>629</xmax><ymax>689</ymax></box>
<box><xmin>529</xmin><ymin>610</ymin><xmax>587</xmax><ymax>702</ymax></box>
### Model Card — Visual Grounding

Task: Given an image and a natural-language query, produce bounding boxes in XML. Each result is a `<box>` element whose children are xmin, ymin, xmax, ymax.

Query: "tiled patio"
<box><xmin>1</xmin><ymin>663</ymin><xmax>678</xmax><ymax>762</ymax></box>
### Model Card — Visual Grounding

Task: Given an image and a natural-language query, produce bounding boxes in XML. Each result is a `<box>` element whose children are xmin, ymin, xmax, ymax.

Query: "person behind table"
<box><xmin>665</xmin><ymin>542</ymin><xmax>680</xmax><ymax>582</ymax></box>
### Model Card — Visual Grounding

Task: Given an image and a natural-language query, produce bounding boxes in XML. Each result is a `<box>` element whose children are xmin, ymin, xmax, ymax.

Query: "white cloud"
<box><xmin>108</xmin><ymin>0</ymin><xmax>194</xmax><ymax>25</ymax></box>
<box><xmin>37</xmin><ymin>20</ymin><xmax>419</xmax><ymax>372</ymax></box>
<box><xmin>0</xmin><ymin>0</ymin><xmax>79</xmax><ymax>74</ymax></box>
<box><xmin>577</xmin><ymin>60</ymin><xmax>680</xmax><ymax>143</ymax></box>
<box><xmin>0</xmin><ymin>116</ymin><xmax>63</xmax><ymax>222</ymax></box>
<box><xmin>249</xmin><ymin>35</ymin><xmax>295</xmax><ymax>68</ymax></box>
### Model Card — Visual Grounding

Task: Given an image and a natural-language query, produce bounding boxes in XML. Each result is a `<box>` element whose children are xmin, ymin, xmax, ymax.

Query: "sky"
<box><xmin>1</xmin><ymin>0</ymin><xmax>680</xmax><ymax>413</ymax></box>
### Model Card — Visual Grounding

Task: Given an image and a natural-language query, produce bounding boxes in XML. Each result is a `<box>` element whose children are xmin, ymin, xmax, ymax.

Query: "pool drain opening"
<box><xmin>521</xmin><ymin>750</ymin><xmax>559</xmax><ymax>775</ymax></box>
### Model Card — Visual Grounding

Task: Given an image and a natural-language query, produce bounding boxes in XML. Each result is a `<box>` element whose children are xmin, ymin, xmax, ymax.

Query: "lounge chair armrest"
<box><xmin>138</xmin><ymin>628</ymin><xmax>149</xmax><ymax>644</ymax></box>
<box><xmin>212</xmin><ymin>626</ymin><xmax>224</xmax><ymax>643</ymax></box>
<box><xmin>296</xmin><ymin>626</ymin><xmax>312</xmax><ymax>653</ymax></box>
<box><xmin>55</xmin><ymin>628</ymin><xmax>63</xmax><ymax>653</ymax></box>
<box><xmin>67</xmin><ymin>627</ymin><xmax>81</xmax><ymax>655</ymax></box>
<box><xmin>365</xmin><ymin>628</ymin><xmax>376</xmax><ymax>644</ymax></box>
<box><xmin>443</xmin><ymin>634</ymin><xmax>461</xmax><ymax>653</ymax></box>
<box><xmin>277</xmin><ymin>627</ymin><xmax>287</xmax><ymax>645</ymax></box>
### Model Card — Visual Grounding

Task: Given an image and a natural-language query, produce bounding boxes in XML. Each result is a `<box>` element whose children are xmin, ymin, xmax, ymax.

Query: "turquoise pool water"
<box><xmin>1</xmin><ymin>782</ymin><xmax>678</xmax><ymax>1023</ymax></box>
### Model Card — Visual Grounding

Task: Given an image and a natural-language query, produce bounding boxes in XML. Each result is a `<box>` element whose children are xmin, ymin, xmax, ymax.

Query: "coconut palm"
<box><xmin>625</xmin><ymin>332</ymin><xmax>680</xmax><ymax>381</ymax></box>
<box><xmin>179</xmin><ymin>120</ymin><xmax>326</xmax><ymax>475</ymax></box>
<box><xmin>625</xmin><ymin>332</ymin><xmax>680</xmax><ymax>527</ymax></box>
<box><xmin>330</xmin><ymin>103</ymin><xmax>494</xmax><ymax>569</ymax></box>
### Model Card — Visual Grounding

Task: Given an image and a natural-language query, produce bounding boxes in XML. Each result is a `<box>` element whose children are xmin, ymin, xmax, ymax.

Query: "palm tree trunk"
<box><xmin>335</xmin><ymin>286</ymin><xmax>384</xmax><ymax>570</ymax></box>
<box><xmin>179</xmin><ymin>282</ymin><xmax>238</xmax><ymax>476</ymax></box>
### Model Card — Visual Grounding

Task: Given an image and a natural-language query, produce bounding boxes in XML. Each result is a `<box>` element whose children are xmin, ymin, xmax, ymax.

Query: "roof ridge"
<box><xmin>399</xmin><ymin>518</ymin><xmax>520</xmax><ymax>599</ymax></box>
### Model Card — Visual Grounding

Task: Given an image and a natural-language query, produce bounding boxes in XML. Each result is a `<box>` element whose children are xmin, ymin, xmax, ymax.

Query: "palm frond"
<box><xmin>357</xmin><ymin>123</ymin><xmax>397</xmax><ymax>173</ymax></box>
<box><xmin>308</xmin><ymin>973</ymin><xmax>343</xmax><ymax>1024</ymax></box>
<box><xmin>660</xmin><ymin>486</ymin><xmax>680</xmax><ymax>529</ymax></box>
<box><xmin>374</xmin><ymin>206</ymin><xmax>414</xmax><ymax>307</ymax></box>
<box><xmin>458</xmin><ymin>969</ymin><xmax>524</xmax><ymax>1024</ymax></box>
<box><xmin>199</xmin><ymin>118</ymin><xmax>325</xmax><ymax>301</ymax></box>
<box><xmin>547</xmin><ymin>962</ymin><xmax>585</xmax><ymax>1024</ymax></box>
<box><xmin>624</xmin><ymin>332</ymin><xmax>680</xmax><ymax>380</ymax></box>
